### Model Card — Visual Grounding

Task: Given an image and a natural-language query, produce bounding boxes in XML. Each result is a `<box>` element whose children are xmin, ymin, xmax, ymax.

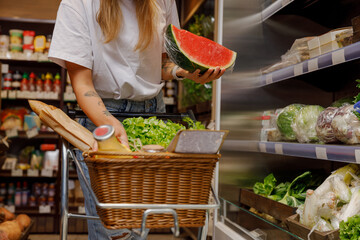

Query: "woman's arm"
<box><xmin>161</xmin><ymin>53</ymin><xmax>225</xmax><ymax>84</ymax></box>
<box><xmin>65</xmin><ymin>61</ymin><xmax>129</xmax><ymax>149</ymax></box>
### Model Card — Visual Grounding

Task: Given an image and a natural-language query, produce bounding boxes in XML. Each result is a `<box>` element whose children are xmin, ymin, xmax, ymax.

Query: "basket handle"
<box><xmin>139</xmin><ymin>209</ymin><xmax>180</xmax><ymax>238</ymax></box>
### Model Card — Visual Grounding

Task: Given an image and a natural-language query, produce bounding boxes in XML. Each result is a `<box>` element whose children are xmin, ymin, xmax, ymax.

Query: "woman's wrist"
<box><xmin>171</xmin><ymin>65</ymin><xmax>184</xmax><ymax>81</ymax></box>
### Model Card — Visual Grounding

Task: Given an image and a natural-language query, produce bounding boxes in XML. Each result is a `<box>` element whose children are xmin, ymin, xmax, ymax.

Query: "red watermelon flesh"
<box><xmin>165</xmin><ymin>24</ymin><xmax>236</xmax><ymax>73</ymax></box>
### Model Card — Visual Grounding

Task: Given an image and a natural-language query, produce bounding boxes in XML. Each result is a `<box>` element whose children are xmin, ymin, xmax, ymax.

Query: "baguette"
<box><xmin>28</xmin><ymin>100</ymin><xmax>56</xmax><ymax>115</ymax></box>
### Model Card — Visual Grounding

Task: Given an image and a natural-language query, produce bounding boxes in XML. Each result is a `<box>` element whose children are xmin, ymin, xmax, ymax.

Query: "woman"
<box><xmin>49</xmin><ymin>0</ymin><xmax>225</xmax><ymax>239</ymax></box>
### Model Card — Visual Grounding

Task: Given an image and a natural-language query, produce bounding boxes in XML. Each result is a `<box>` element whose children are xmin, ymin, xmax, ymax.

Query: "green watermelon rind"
<box><xmin>165</xmin><ymin>24</ymin><xmax>236</xmax><ymax>74</ymax></box>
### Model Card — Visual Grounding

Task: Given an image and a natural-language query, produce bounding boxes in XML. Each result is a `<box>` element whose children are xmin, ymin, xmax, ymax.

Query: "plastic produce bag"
<box><xmin>341</xmin><ymin>187</ymin><xmax>360</xmax><ymax>222</ymax></box>
<box><xmin>277</xmin><ymin>104</ymin><xmax>304</xmax><ymax>141</ymax></box>
<box><xmin>292</xmin><ymin>105</ymin><xmax>324</xmax><ymax>143</ymax></box>
<box><xmin>315</xmin><ymin>107</ymin><xmax>340</xmax><ymax>143</ymax></box>
<box><xmin>331</xmin><ymin>104</ymin><xmax>360</xmax><ymax>144</ymax></box>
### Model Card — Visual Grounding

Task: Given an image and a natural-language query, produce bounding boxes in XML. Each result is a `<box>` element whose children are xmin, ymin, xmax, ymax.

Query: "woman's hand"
<box><xmin>111</xmin><ymin>119</ymin><xmax>130</xmax><ymax>148</ymax></box>
<box><xmin>177</xmin><ymin>67</ymin><xmax>225</xmax><ymax>84</ymax></box>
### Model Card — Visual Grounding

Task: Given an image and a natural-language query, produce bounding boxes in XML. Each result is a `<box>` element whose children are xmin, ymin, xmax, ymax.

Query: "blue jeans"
<box><xmin>75</xmin><ymin>92</ymin><xmax>165</xmax><ymax>240</ymax></box>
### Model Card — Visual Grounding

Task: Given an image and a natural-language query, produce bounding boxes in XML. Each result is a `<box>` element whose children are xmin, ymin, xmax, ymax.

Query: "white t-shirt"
<box><xmin>49</xmin><ymin>0</ymin><xmax>180</xmax><ymax>101</ymax></box>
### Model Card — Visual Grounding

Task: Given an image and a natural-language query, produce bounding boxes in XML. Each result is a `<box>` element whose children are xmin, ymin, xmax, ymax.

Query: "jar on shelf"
<box><xmin>28</xmin><ymin>72</ymin><xmax>36</xmax><ymax>92</ymax></box>
<box><xmin>23</xmin><ymin>31</ymin><xmax>35</xmax><ymax>45</ymax></box>
<box><xmin>48</xmin><ymin>183</ymin><xmax>55</xmax><ymax>197</ymax></box>
<box><xmin>43</xmin><ymin>72</ymin><xmax>53</xmax><ymax>92</ymax></box>
<box><xmin>12</xmin><ymin>70</ymin><xmax>22</xmax><ymax>91</ymax></box>
<box><xmin>0</xmin><ymin>35</ymin><xmax>9</xmax><ymax>51</ymax></box>
<box><xmin>34</xmin><ymin>35</ymin><xmax>46</xmax><ymax>53</ymax></box>
<box><xmin>20</xmin><ymin>72</ymin><xmax>29</xmax><ymax>91</ymax></box>
<box><xmin>9</xmin><ymin>29</ymin><xmax>23</xmax><ymax>45</ymax></box>
<box><xmin>2</xmin><ymin>72</ymin><xmax>12</xmax><ymax>90</ymax></box>
<box><xmin>53</xmin><ymin>73</ymin><xmax>61</xmax><ymax>94</ymax></box>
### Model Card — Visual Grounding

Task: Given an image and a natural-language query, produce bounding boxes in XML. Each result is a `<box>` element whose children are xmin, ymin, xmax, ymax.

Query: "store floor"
<box><xmin>29</xmin><ymin>234</ymin><xmax>191</xmax><ymax>240</ymax></box>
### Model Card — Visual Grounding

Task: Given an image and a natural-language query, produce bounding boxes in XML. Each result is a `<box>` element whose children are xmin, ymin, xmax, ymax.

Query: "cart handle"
<box><xmin>139</xmin><ymin>209</ymin><xmax>180</xmax><ymax>238</ymax></box>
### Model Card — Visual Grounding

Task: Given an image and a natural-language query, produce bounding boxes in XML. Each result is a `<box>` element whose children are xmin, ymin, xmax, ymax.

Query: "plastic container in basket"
<box><xmin>83</xmin><ymin>151</ymin><xmax>219</xmax><ymax>229</ymax></box>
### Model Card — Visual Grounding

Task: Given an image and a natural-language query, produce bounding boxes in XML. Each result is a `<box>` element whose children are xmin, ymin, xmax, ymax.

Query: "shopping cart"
<box><xmin>59</xmin><ymin>110</ymin><xmax>220</xmax><ymax>240</ymax></box>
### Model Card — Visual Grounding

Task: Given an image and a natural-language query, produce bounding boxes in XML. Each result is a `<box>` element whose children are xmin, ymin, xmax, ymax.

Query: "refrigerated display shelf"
<box><xmin>220</xmin><ymin>197</ymin><xmax>302</xmax><ymax>240</ymax></box>
<box><xmin>222</xmin><ymin>140</ymin><xmax>360</xmax><ymax>163</ymax></box>
<box><xmin>262</xmin><ymin>0</ymin><xmax>294</xmax><ymax>21</ymax></box>
<box><xmin>259</xmin><ymin>41</ymin><xmax>360</xmax><ymax>86</ymax></box>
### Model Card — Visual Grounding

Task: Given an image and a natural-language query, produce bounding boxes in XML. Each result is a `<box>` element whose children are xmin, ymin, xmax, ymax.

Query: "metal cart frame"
<box><xmin>59</xmin><ymin>111</ymin><xmax>220</xmax><ymax>240</ymax></box>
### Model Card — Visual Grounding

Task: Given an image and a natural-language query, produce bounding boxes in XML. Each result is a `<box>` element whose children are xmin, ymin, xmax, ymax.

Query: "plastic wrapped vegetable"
<box><xmin>292</xmin><ymin>105</ymin><xmax>324</xmax><ymax>143</ymax></box>
<box><xmin>277</xmin><ymin>104</ymin><xmax>304</xmax><ymax>141</ymax></box>
<box><xmin>331</xmin><ymin>105</ymin><xmax>360</xmax><ymax>144</ymax></box>
<box><xmin>341</xmin><ymin>187</ymin><xmax>360</xmax><ymax>222</ymax></box>
<box><xmin>315</xmin><ymin>107</ymin><xmax>340</xmax><ymax>143</ymax></box>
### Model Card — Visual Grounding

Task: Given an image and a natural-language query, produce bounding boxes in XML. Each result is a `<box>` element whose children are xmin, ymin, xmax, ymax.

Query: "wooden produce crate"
<box><xmin>286</xmin><ymin>214</ymin><xmax>339</xmax><ymax>240</ymax></box>
<box><xmin>239</xmin><ymin>188</ymin><xmax>296</xmax><ymax>223</ymax></box>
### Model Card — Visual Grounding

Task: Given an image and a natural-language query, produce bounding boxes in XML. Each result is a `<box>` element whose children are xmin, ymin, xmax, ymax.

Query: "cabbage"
<box><xmin>292</xmin><ymin>105</ymin><xmax>324</xmax><ymax>143</ymax></box>
<box><xmin>277</xmin><ymin>104</ymin><xmax>304</xmax><ymax>141</ymax></box>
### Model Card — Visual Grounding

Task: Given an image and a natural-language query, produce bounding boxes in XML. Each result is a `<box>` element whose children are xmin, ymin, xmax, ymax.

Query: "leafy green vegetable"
<box><xmin>268</xmin><ymin>182</ymin><xmax>290</xmax><ymax>201</ymax></box>
<box><xmin>353</xmin><ymin>79</ymin><xmax>360</xmax><ymax>104</ymax></box>
<box><xmin>122</xmin><ymin>116</ymin><xmax>205</xmax><ymax>151</ymax></box>
<box><xmin>253</xmin><ymin>171</ymin><xmax>312</xmax><ymax>207</ymax></box>
<box><xmin>277</xmin><ymin>104</ymin><xmax>304</xmax><ymax>141</ymax></box>
<box><xmin>340</xmin><ymin>215</ymin><xmax>360</xmax><ymax>240</ymax></box>
<box><xmin>253</xmin><ymin>173</ymin><xmax>277</xmax><ymax>196</ymax></box>
<box><xmin>278</xmin><ymin>171</ymin><xmax>312</xmax><ymax>207</ymax></box>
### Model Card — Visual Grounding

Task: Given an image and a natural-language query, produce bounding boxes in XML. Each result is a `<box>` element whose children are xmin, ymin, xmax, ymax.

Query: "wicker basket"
<box><xmin>84</xmin><ymin>151</ymin><xmax>219</xmax><ymax>229</ymax></box>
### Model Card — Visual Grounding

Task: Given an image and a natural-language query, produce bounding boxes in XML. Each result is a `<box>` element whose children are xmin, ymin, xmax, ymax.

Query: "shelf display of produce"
<box><xmin>260</xmin><ymin>41</ymin><xmax>360</xmax><ymax>86</ymax></box>
<box><xmin>217</xmin><ymin>0</ymin><xmax>360</xmax><ymax>239</ymax></box>
<box><xmin>223</xmin><ymin>140</ymin><xmax>360</xmax><ymax>164</ymax></box>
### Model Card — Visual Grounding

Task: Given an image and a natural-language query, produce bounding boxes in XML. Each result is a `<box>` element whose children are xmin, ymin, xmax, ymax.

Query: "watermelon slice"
<box><xmin>165</xmin><ymin>24</ymin><xmax>237</xmax><ymax>74</ymax></box>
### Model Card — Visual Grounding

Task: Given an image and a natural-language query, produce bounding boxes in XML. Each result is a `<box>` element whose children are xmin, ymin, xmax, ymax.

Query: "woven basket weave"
<box><xmin>84</xmin><ymin>151</ymin><xmax>219</xmax><ymax>229</ymax></box>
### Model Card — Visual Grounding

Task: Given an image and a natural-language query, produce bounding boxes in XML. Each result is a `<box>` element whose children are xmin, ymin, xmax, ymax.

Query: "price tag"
<box><xmin>275</xmin><ymin>143</ymin><xmax>283</xmax><ymax>154</ymax></box>
<box><xmin>4</xmin><ymin>205</ymin><xmax>15</xmax><ymax>213</ymax></box>
<box><xmin>5</xmin><ymin>128</ymin><xmax>18</xmax><ymax>138</ymax></box>
<box><xmin>41</xmin><ymin>169</ymin><xmax>53</xmax><ymax>177</ymax></box>
<box><xmin>265</xmin><ymin>74</ymin><xmax>273</xmax><ymax>85</ymax></box>
<box><xmin>259</xmin><ymin>143</ymin><xmax>267</xmax><ymax>153</ymax></box>
<box><xmin>315</xmin><ymin>147</ymin><xmax>328</xmax><ymax>160</ymax></box>
<box><xmin>1</xmin><ymin>64</ymin><xmax>9</xmax><ymax>74</ymax></box>
<box><xmin>26</xmin><ymin>128</ymin><xmax>39</xmax><ymax>139</ymax></box>
<box><xmin>308</xmin><ymin>59</ymin><xmax>318</xmax><ymax>72</ymax></box>
<box><xmin>294</xmin><ymin>63</ymin><xmax>303</xmax><ymax>76</ymax></box>
<box><xmin>78</xmin><ymin>206</ymin><xmax>86</xmax><ymax>214</ymax></box>
<box><xmin>11</xmin><ymin>169</ymin><xmax>23</xmax><ymax>177</ymax></box>
<box><xmin>39</xmin><ymin>205</ymin><xmax>51</xmax><ymax>214</ymax></box>
<box><xmin>355</xmin><ymin>149</ymin><xmax>360</xmax><ymax>163</ymax></box>
<box><xmin>27</xmin><ymin>169</ymin><xmax>39</xmax><ymax>177</ymax></box>
<box><xmin>332</xmin><ymin>49</ymin><xmax>345</xmax><ymax>65</ymax></box>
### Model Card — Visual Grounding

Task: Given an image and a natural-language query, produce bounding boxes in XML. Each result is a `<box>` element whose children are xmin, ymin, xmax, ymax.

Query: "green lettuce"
<box><xmin>122</xmin><ymin>116</ymin><xmax>205</xmax><ymax>151</ymax></box>
<box><xmin>277</xmin><ymin>104</ymin><xmax>304</xmax><ymax>141</ymax></box>
<box><xmin>340</xmin><ymin>215</ymin><xmax>360</xmax><ymax>240</ymax></box>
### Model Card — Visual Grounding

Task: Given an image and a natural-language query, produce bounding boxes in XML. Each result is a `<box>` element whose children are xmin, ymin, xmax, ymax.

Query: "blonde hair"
<box><xmin>97</xmin><ymin>0</ymin><xmax>159</xmax><ymax>52</ymax></box>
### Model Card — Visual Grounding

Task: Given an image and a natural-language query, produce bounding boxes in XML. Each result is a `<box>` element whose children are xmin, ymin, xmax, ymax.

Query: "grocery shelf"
<box><xmin>0</xmin><ymin>130</ymin><xmax>59</xmax><ymax>139</ymax></box>
<box><xmin>14</xmin><ymin>206</ymin><xmax>56</xmax><ymax>215</ymax></box>
<box><xmin>259</xmin><ymin>41</ymin><xmax>360</xmax><ymax>86</ymax></box>
<box><xmin>261</xmin><ymin>0</ymin><xmax>294</xmax><ymax>21</ymax></box>
<box><xmin>222</xmin><ymin>140</ymin><xmax>360</xmax><ymax>163</ymax></box>
<box><xmin>0</xmin><ymin>169</ymin><xmax>57</xmax><ymax>178</ymax></box>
